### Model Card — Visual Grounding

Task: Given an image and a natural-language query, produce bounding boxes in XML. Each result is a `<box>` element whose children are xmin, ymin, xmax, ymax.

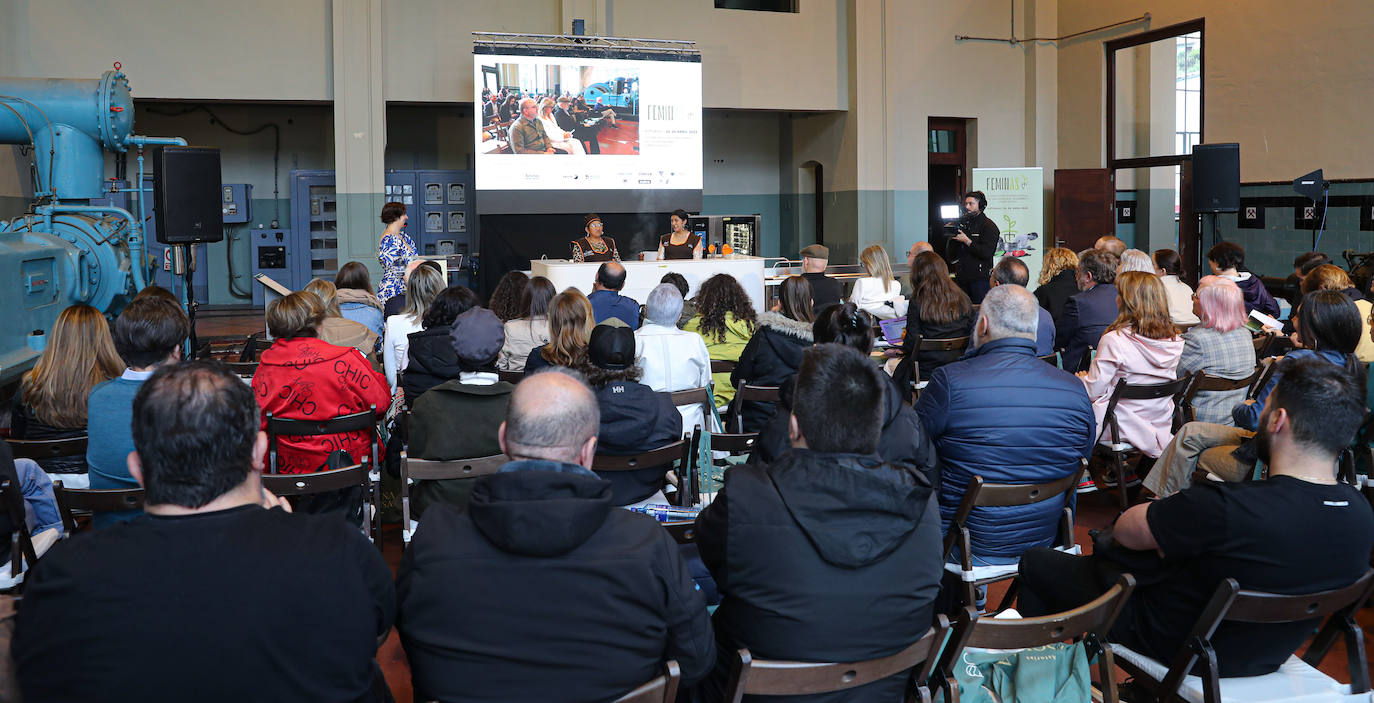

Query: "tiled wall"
<box><xmin>1216</xmin><ymin>181</ymin><xmax>1374</xmax><ymax>278</ymax></box>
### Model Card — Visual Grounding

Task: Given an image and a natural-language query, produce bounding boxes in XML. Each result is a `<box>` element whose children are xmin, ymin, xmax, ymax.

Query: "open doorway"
<box><xmin>928</xmin><ymin>117</ymin><xmax>968</xmax><ymax>262</ymax></box>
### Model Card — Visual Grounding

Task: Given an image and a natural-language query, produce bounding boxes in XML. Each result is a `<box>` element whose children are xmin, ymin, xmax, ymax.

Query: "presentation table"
<box><xmin>530</xmin><ymin>256</ymin><xmax>768</xmax><ymax>312</ymax></box>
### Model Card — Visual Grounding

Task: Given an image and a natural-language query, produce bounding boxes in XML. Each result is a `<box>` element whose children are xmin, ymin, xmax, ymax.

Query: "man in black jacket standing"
<box><xmin>946</xmin><ymin>190</ymin><xmax>1000</xmax><ymax>304</ymax></box>
<box><xmin>695</xmin><ymin>343</ymin><xmax>943</xmax><ymax>703</ymax></box>
<box><xmin>397</xmin><ymin>368</ymin><xmax>714</xmax><ymax>702</ymax></box>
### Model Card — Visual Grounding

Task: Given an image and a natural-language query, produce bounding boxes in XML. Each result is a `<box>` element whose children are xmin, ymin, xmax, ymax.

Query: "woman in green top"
<box><xmin>685</xmin><ymin>273</ymin><xmax>758</xmax><ymax>406</ymax></box>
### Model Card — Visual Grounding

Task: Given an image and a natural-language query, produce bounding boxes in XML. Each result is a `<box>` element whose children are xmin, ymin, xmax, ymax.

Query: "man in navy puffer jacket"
<box><xmin>916</xmin><ymin>284</ymin><xmax>1095</xmax><ymax>562</ymax></box>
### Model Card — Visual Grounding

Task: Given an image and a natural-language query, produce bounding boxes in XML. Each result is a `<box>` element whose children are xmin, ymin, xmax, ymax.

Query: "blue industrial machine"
<box><xmin>0</xmin><ymin>68</ymin><xmax>187</xmax><ymax>382</ymax></box>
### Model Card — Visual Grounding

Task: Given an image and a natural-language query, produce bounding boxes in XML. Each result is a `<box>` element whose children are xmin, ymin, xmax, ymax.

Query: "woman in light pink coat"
<box><xmin>1080</xmin><ymin>271</ymin><xmax>1185</xmax><ymax>457</ymax></box>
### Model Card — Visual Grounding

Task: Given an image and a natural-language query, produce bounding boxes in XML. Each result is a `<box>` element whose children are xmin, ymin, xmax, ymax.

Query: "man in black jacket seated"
<box><xmin>695</xmin><ymin>343</ymin><xmax>943</xmax><ymax>703</ymax></box>
<box><xmin>582</xmin><ymin>321</ymin><xmax>683</xmax><ymax>505</ymax></box>
<box><xmin>396</xmin><ymin>368</ymin><xmax>715</xmax><ymax>702</ymax></box>
<box><xmin>747</xmin><ymin>303</ymin><xmax>938</xmax><ymax>484</ymax></box>
<box><xmin>555</xmin><ymin>95</ymin><xmax>600</xmax><ymax>154</ymax></box>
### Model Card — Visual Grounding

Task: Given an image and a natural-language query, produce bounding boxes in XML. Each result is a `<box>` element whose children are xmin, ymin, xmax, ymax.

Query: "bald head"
<box><xmin>907</xmin><ymin>241</ymin><xmax>933</xmax><ymax>266</ymax></box>
<box><xmin>595</xmin><ymin>261</ymin><xmax>626</xmax><ymax>291</ymax></box>
<box><xmin>500</xmin><ymin>369</ymin><xmax>600</xmax><ymax>466</ymax></box>
<box><xmin>1095</xmin><ymin>235</ymin><xmax>1126</xmax><ymax>257</ymax></box>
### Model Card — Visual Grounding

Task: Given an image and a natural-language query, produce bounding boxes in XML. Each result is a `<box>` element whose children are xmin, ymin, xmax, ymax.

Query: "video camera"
<box><xmin>939</xmin><ymin>203</ymin><xmax>977</xmax><ymax>234</ymax></box>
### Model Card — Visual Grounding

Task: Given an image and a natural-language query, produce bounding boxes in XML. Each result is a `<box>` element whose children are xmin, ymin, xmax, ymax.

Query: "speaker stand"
<box><xmin>172</xmin><ymin>244</ymin><xmax>202</xmax><ymax>360</ymax></box>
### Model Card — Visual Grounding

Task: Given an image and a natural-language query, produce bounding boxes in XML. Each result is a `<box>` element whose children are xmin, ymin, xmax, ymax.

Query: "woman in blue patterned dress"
<box><xmin>377</xmin><ymin>201</ymin><xmax>416</xmax><ymax>303</ymax></box>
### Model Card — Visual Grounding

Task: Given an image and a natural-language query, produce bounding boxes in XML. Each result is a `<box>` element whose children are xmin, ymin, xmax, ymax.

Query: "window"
<box><xmin>715</xmin><ymin>0</ymin><xmax>798</xmax><ymax>12</ymax></box>
<box><xmin>929</xmin><ymin>129</ymin><xmax>957</xmax><ymax>154</ymax></box>
<box><xmin>1175</xmin><ymin>32</ymin><xmax>1201</xmax><ymax>157</ymax></box>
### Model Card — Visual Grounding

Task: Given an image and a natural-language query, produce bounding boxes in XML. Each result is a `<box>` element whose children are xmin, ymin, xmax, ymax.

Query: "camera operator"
<box><xmin>945</xmin><ymin>190</ymin><xmax>1000</xmax><ymax>304</ymax></box>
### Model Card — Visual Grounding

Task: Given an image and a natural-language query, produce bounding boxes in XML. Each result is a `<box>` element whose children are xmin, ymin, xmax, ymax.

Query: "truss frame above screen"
<box><xmin>472</xmin><ymin>32</ymin><xmax>700</xmax><ymax>61</ymax></box>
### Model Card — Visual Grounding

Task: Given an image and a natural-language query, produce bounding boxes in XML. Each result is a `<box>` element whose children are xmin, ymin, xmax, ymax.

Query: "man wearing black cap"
<box><xmin>406</xmin><ymin>308</ymin><xmax>515</xmax><ymax>516</ymax></box>
<box><xmin>583</xmin><ymin>322</ymin><xmax>682</xmax><ymax>506</ymax></box>
<box><xmin>800</xmin><ymin>244</ymin><xmax>842</xmax><ymax>314</ymax></box>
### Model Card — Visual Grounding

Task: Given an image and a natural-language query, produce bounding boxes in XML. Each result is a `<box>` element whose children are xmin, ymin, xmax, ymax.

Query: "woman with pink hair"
<box><xmin>1174</xmin><ymin>275</ymin><xmax>1256</xmax><ymax>424</ymax></box>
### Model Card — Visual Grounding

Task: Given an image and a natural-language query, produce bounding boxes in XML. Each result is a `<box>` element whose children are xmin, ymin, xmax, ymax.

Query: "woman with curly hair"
<box><xmin>1035</xmin><ymin>247</ymin><xmax>1080</xmax><ymax>321</ymax></box>
<box><xmin>684</xmin><ymin>273</ymin><xmax>757</xmax><ymax>405</ymax></box>
<box><xmin>488</xmin><ymin>270</ymin><xmax>530</xmax><ymax>323</ymax></box>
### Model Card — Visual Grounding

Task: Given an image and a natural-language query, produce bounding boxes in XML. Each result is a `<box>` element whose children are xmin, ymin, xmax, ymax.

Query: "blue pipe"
<box><xmin>114</xmin><ymin>135</ymin><xmax>187</xmax><ymax>289</ymax></box>
<box><xmin>35</xmin><ymin>203</ymin><xmax>148</xmax><ymax>290</ymax></box>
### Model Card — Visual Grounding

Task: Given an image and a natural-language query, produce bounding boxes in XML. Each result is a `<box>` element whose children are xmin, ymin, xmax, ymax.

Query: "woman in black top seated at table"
<box><xmin>657</xmin><ymin>209</ymin><xmax>702</xmax><ymax>260</ymax></box>
<box><xmin>570</xmin><ymin>213</ymin><xmax>620</xmax><ymax>263</ymax></box>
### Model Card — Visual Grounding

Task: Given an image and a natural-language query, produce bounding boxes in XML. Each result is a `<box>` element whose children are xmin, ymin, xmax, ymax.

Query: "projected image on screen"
<box><xmin>480</xmin><ymin>62</ymin><xmax>640</xmax><ymax>157</ymax></box>
<box><xmin>474</xmin><ymin>51</ymin><xmax>702</xmax><ymax>214</ymax></box>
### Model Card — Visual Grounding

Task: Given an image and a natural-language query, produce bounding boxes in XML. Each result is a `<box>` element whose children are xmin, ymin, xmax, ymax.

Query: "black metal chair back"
<box><xmin>52</xmin><ymin>481</ymin><xmax>145</xmax><ymax>534</ymax></box>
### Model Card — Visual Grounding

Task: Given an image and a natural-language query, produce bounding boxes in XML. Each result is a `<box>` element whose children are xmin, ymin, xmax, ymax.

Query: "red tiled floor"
<box><xmin>594</xmin><ymin>119</ymin><xmax>639</xmax><ymax>155</ymax></box>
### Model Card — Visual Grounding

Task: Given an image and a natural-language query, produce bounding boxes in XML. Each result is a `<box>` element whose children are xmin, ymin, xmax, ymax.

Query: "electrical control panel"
<box><xmin>221</xmin><ymin>183</ymin><xmax>252</xmax><ymax>223</ymax></box>
<box><xmin>249</xmin><ymin>228</ymin><xmax>295</xmax><ymax>306</ymax></box>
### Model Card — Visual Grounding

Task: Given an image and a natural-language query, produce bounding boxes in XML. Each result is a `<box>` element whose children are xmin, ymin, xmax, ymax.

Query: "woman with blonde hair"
<box><xmin>849</xmin><ymin>244</ymin><xmax>907</xmax><ymax>320</ymax></box>
<box><xmin>383</xmin><ymin>262</ymin><xmax>446</xmax><ymax>392</ymax></box>
<box><xmin>1302</xmin><ymin>264</ymin><xmax>1374</xmax><ymax>361</ymax></box>
<box><xmin>538</xmin><ymin>98</ymin><xmax>586</xmax><ymax>155</ymax></box>
<box><xmin>1035</xmin><ymin>247</ymin><xmax>1080</xmax><ymax>320</ymax></box>
<box><xmin>1174</xmin><ymin>276</ymin><xmax>1256</xmax><ymax>424</ymax></box>
<box><xmin>526</xmin><ymin>288</ymin><xmax>595</xmax><ymax>372</ymax></box>
<box><xmin>303</xmin><ymin>278</ymin><xmax>379</xmax><ymax>367</ymax></box>
<box><xmin>12</xmin><ymin>304</ymin><xmax>125</xmax><ymax>476</ymax></box>
<box><xmin>1080</xmin><ymin>271</ymin><xmax>1185</xmax><ymax>458</ymax></box>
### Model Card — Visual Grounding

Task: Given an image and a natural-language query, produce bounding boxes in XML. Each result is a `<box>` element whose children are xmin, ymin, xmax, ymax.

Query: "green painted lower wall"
<box><xmin>1218</xmin><ymin>182</ymin><xmax>1374</xmax><ymax>279</ymax></box>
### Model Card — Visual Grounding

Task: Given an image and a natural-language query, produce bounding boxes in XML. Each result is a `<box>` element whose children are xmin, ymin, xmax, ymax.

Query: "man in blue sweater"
<box><xmin>587</xmin><ymin>261</ymin><xmax>640</xmax><ymax>329</ymax></box>
<box><xmin>87</xmin><ymin>297</ymin><xmax>188</xmax><ymax>521</ymax></box>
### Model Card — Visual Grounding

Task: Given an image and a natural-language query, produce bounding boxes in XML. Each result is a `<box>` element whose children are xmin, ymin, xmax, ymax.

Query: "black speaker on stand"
<box><xmin>152</xmin><ymin>146</ymin><xmax>224</xmax><ymax>360</ymax></box>
<box><xmin>1293</xmin><ymin>168</ymin><xmax>1330</xmax><ymax>252</ymax></box>
<box><xmin>1192</xmin><ymin>143</ymin><xmax>1240</xmax><ymax>273</ymax></box>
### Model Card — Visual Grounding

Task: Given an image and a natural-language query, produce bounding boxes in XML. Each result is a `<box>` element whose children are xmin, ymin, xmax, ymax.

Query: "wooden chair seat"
<box><xmin>940</xmin><ymin>464</ymin><xmax>1085</xmax><ymax>613</ymax></box>
<box><xmin>938</xmin><ymin>575</ymin><xmax>1137</xmax><ymax>703</ymax></box>
<box><xmin>400</xmin><ymin>452</ymin><xmax>506</xmax><ymax>544</ymax></box>
<box><xmin>724</xmin><ymin>616</ymin><xmax>956</xmax><ymax>702</ymax></box>
<box><xmin>1115</xmin><ymin>571</ymin><xmax>1374</xmax><ymax>703</ymax></box>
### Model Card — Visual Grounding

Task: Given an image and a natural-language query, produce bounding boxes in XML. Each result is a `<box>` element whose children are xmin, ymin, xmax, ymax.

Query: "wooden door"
<box><xmin>1053</xmin><ymin>169</ymin><xmax>1114</xmax><ymax>252</ymax></box>
<box><xmin>1178</xmin><ymin>160</ymin><xmax>1199</xmax><ymax>285</ymax></box>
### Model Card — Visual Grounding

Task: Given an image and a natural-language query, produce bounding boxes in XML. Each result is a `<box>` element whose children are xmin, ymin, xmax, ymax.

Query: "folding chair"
<box><xmin>663</xmin><ymin>520</ymin><xmax>696</xmax><ymax>545</ymax></box>
<box><xmin>260</xmin><ymin>464</ymin><xmax>380</xmax><ymax>546</ymax></box>
<box><xmin>399</xmin><ymin>452</ymin><xmax>506</xmax><ymax>545</ymax></box>
<box><xmin>710</xmin><ymin>359</ymin><xmax>736</xmax><ymax>375</ymax></box>
<box><xmin>685</xmin><ymin>425</ymin><xmax>759</xmax><ymax>504</ymax></box>
<box><xmin>611</xmin><ymin>660</ymin><xmax>681</xmax><ymax>703</ymax></box>
<box><xmin>1113</xmin><ymin>570</ymin><xmax>1374</xmax><ymax>703</ymax></box>
<box><xmin>5</xmin><ymin>436</ymin><xmax>88</xmax><ymax>464</ymax></box>
<box><xmin>911</xmin><ymin>336</ymin><xmax>971</xmax><ymax>399</ymax></box>
<box><xmin>1180</xmin><ymin>367</ymin><xmax>1264</xmax><ymax>423</ymax></box>
<box><xmin>1038</xmin><ymin>352</ymin><xmax>1061</xmax><ymax>368</ymax></box>
<box><xmin>940</xmin><ymin>462</ymin><xmax>1086</xmax><ymax>612</ymax></box>
<box><xmin>938</xmin><ymin>575</ymin><xmax>1137</xmax><ymax>703</ymax></box>
<box><xmin>1247</xmin><ymin>357</ymin><xmax>1281</xmax><ymax>399</ymax></box>
<box><xmin>496</xmin><ymin>369</ymin><xmax>524</xmax><ymax>385</ymax></box>
<box><xmin>1091</xmin><ymin>376</ymin><xmax>1193</xmax><ymax>512</ymax></box>
<box><xmin>728</xmin><ymin>383</ymin><xmax>781</xmax><ymax>433</ymax></box>
<box><xmin>266</xmin><ymin>405</ymin><xmax>381</xmax><ymax>543</ymax></box>
<box><xmin>593</xmin><ymin>440</ymin><xmax>693</xmax><ymax>507</ymax></box>
<box><xmin>266</xmin><ymin>406</ymin><xmax>380</xmax><ymax>475</ymax></box>
<box><xmin>52</xmin><ymin>481</ymin><xmax>144</xmax><ymax>534</ymax></box>
<box><xmin>223</xmin><ymin>360</ymin><xmax>259</xmax><ymax>377</ymax></box>
<box><xmin>0</xmin><ymin>475</ymin><xmax>42</xmax><ymax>589</ymax></box>
<box><xmin>723</xmin><ymin>615</ymin><xmax>956</xmax><ymax>703</ymax></box>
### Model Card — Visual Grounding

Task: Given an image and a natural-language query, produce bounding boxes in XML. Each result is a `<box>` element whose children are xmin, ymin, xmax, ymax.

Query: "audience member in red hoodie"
<box><xmin>252</xmin><ymin>291</ymin><xmax>390</xmax><ymax>475</ymax></box>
